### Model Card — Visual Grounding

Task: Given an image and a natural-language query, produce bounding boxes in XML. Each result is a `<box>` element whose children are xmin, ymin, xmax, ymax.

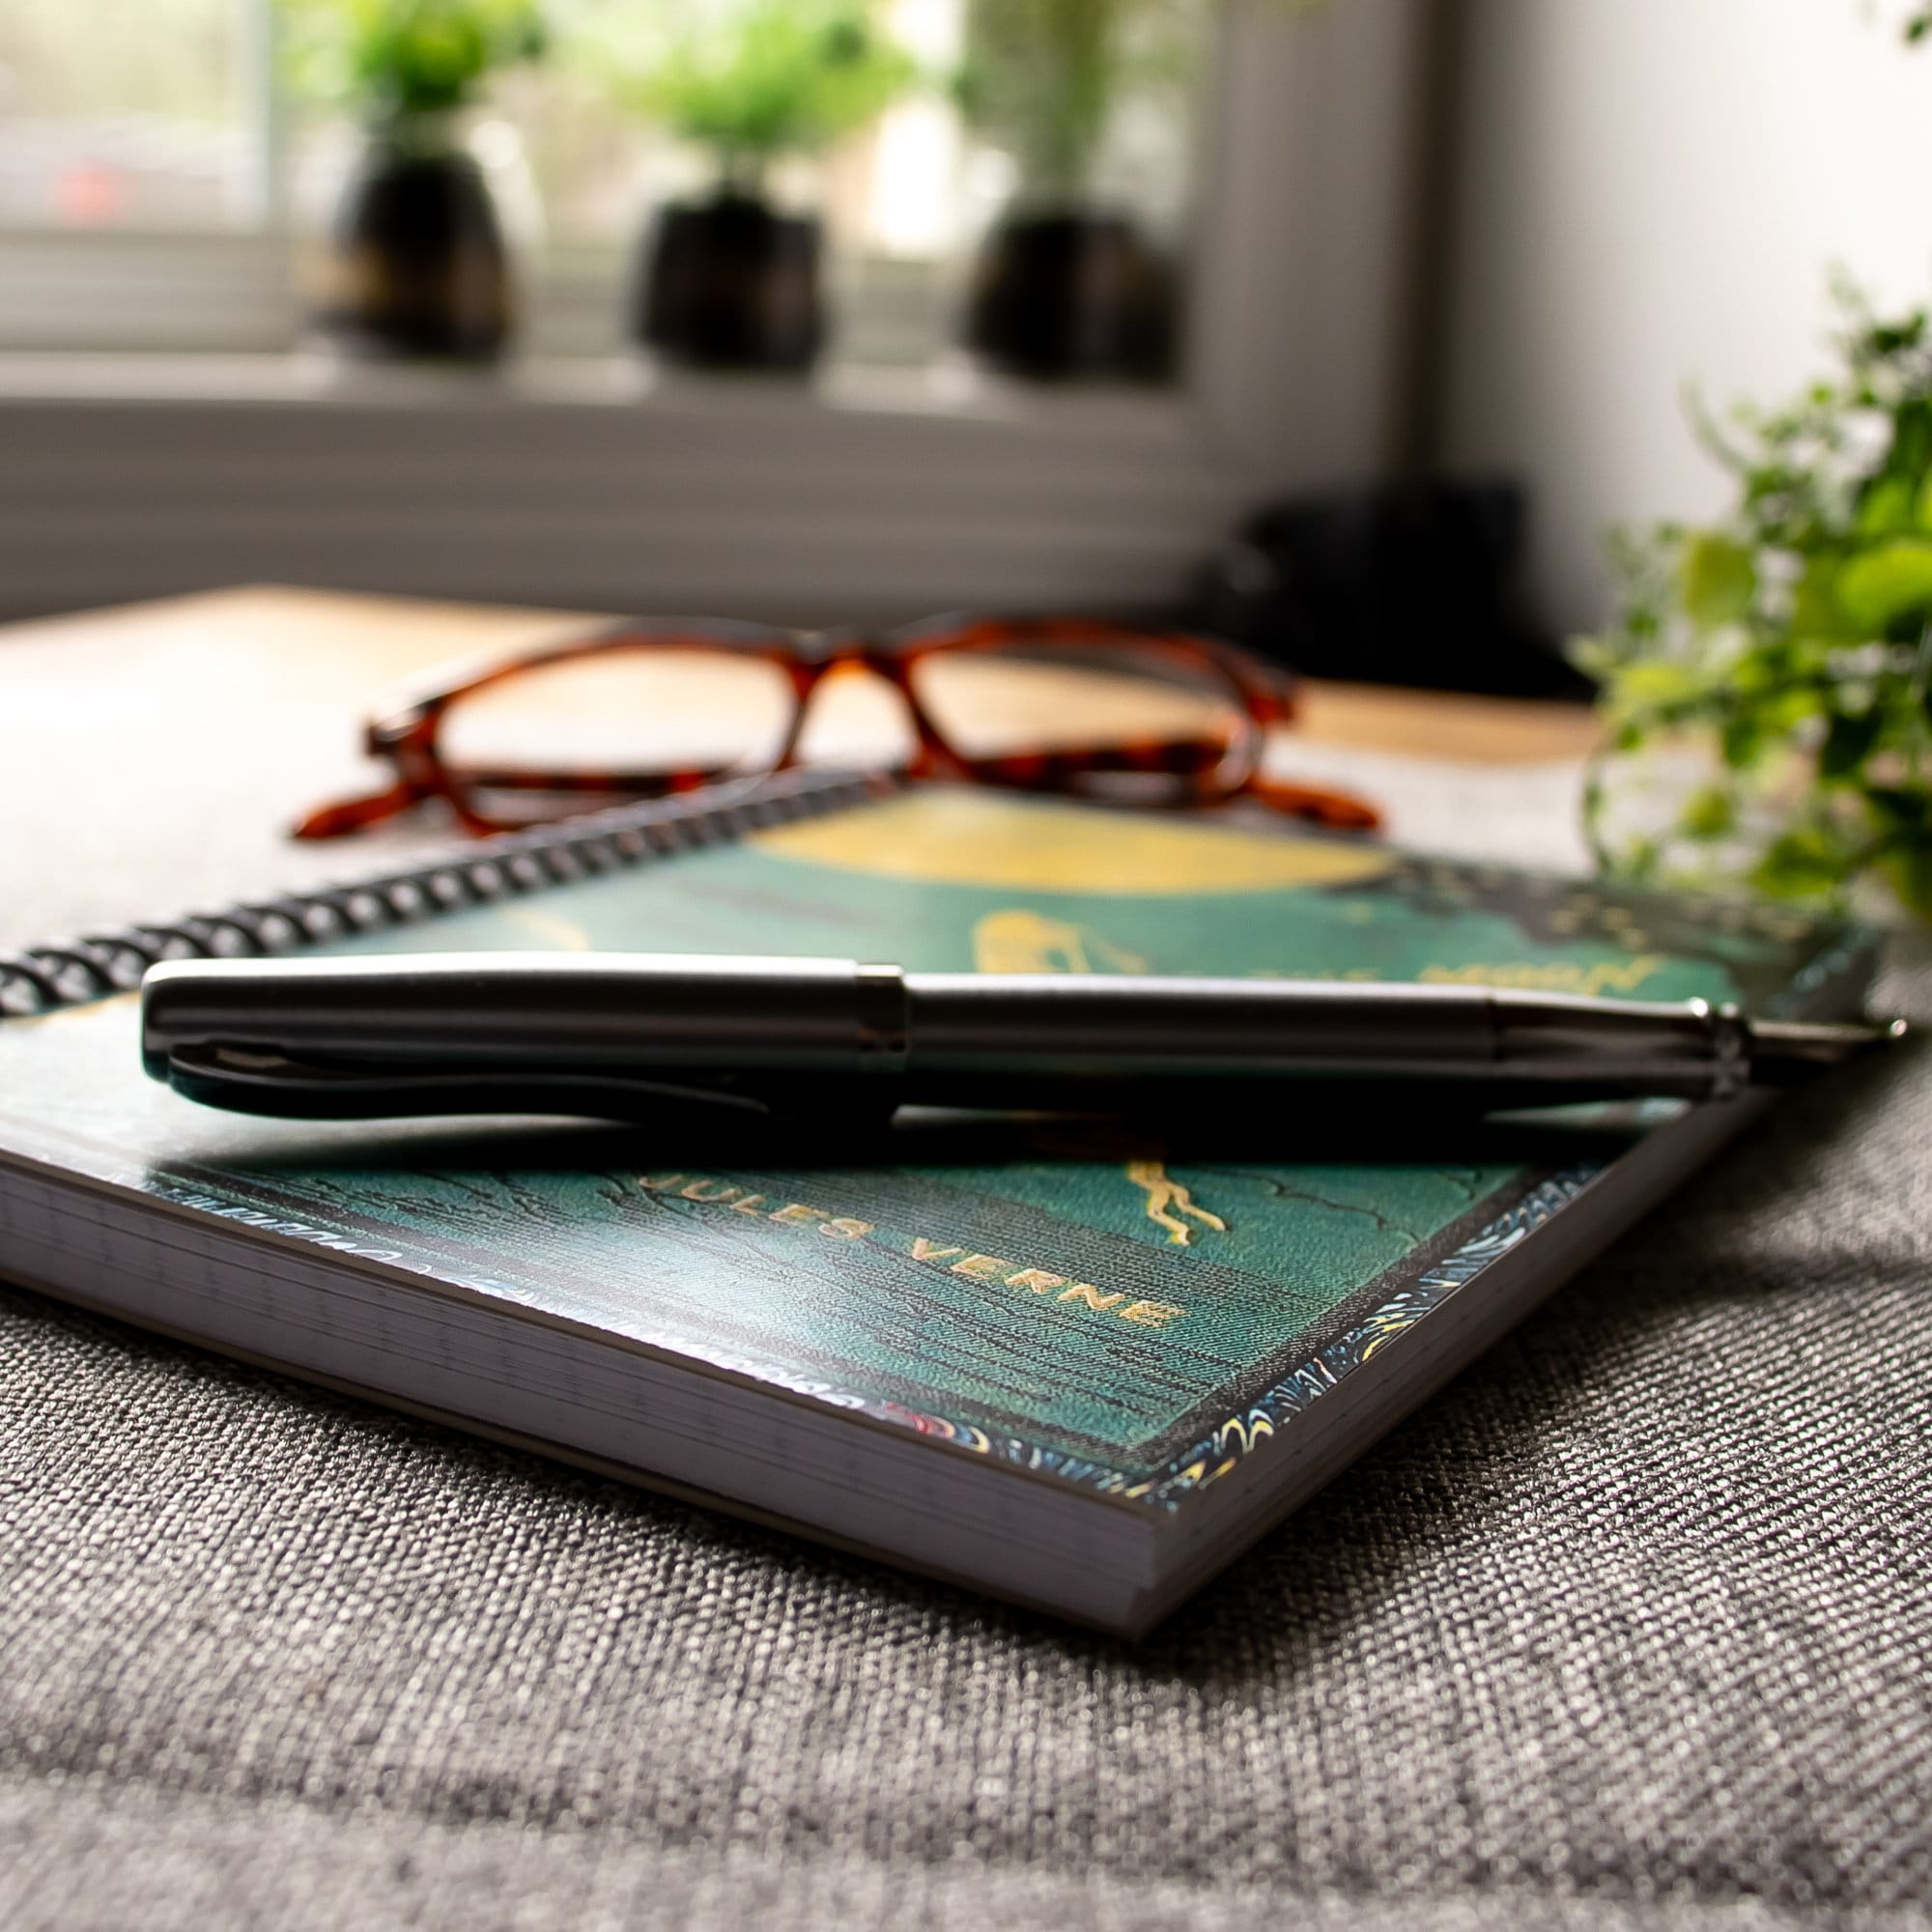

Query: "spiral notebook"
<box><xmin>0</xmin><ymin>771</ymin><xmax>1877</xmax><ymax>1635</ymax></box>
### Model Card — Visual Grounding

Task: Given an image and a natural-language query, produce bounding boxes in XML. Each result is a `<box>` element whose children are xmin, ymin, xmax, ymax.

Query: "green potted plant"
<box><xmin>283</xmin><ymin>0</ymin><xmax>548</xmax><ymax>360</ymax></box>
<box><xmin>582</xmin><ymin>0</ymin><xmax>914</xmax><ymax>373</ymax></box>
<box><xmin>1576</xmin><ymin>287</ymin><xmax>1932</xmax><ymax>922</ymax></box>
<box><xmin>954</xmin><ymin>0</ymin><xmax>1193</xmax><ymax>383</ymax></box>
<box><xmin>958</xmin><ymin>0</ymin><xmax>1329</xmax><ymax>383</ymax></box>
<box><xmin>1577</xmin><ymin>10</ymin><xmax>1932</xmax><ymax>921</ymax></box>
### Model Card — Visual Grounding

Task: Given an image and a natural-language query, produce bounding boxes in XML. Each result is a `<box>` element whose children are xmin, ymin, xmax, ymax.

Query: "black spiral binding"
<box><xmin>0</xmin><ymin>768</ymin><xmax>899</xmax><ymax>1021</ymax></box>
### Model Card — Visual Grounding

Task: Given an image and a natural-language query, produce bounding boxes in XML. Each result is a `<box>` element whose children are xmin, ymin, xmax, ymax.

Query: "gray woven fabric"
<box><xmin>2</xmin><ymin>947</ymin><xmax>1927</xmax><ymax>1929</ymax></box>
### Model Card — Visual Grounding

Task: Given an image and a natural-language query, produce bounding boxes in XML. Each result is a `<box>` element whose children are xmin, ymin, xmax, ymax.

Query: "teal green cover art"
<box><xmin>0</xmin><ymin>789</ymin><xmax>1853</xmax><ymax>1508</ymax></box>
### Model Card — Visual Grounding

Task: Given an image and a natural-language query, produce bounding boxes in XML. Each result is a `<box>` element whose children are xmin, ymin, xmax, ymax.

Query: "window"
<box><xmin>0</xmin><ymin>0</ymin><xmax>271</xmax><ymax>229</ymax></box>
<box><xmin>1</xmin><ymin>0</ymin><xmax>1210</xmax><ymax>371</ymax></box>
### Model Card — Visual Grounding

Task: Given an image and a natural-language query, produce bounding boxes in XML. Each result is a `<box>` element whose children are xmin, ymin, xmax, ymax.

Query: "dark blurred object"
<box><xmin>1191</xmin><ymin>482</ymin><xmax>1592</xmax><ymax>699</ymax></box>
<box><xmin>637</xmin><ymin>192</ymin><xmax>825</xmax><ymax>373</ymax></box>
<box><xmin>316</xmin><ymin>128</ymin><xmax>512</xmax><ymax>361</ymax></box>
<box><xmin>965</xmin><ymin>212</ymin><xmax>1176</xmax><ymax>383</ymax></box>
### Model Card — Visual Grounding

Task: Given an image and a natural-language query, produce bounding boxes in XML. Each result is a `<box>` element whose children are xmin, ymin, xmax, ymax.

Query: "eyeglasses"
<box><xmin>294</xmin><ymin>612</ymin><xmax>1382</xmax><ymax>840</ymax></box>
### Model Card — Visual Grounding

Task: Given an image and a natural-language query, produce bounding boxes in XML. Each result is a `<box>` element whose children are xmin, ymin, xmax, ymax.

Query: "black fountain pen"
<box><xmin>138</xmin><ymin>952</ymin><xmax>1903</xmax><ymax>1125</ymax></box>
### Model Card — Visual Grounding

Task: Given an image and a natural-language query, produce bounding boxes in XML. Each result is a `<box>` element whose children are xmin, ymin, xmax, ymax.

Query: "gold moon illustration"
<box><xmin>752</xmin><ymin>791</ymin><xmax>1393</xmax><ymax>896</ymax></box>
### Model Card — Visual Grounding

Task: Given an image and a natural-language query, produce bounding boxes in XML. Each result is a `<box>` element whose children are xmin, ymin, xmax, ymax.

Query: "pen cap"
<box><xmin>141</xmin><ymin>953</ymin><xmax>910</xmax><ymax>1080</ymax></box>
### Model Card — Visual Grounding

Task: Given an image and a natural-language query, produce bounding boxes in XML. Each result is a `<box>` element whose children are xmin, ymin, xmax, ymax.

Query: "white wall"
<box><xmin>1440</xmin><ymin>0</ymin><xmax>1932</xmax><ymax>636</ymax></box>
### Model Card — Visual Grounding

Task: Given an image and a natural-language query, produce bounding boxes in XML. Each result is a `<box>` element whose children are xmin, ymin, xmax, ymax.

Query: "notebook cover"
<box><xmin>0</xmin><ymin>786</ymin><xmax>1862</xmax><ymax>1512</ymax></box>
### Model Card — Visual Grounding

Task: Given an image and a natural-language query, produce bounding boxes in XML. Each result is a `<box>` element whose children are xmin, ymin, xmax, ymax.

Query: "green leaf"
<box><xmin>1882</xmin><ymin>844</ymin><xmax>1932</xmax><ymax>921</ymax></box>
<box><xmin>1614</xmin><ymin>659</ymin><xmax>1708</xmax><ymax>711</ymax></box>
<box><xmin>1621</xmin><ymin>838</ymin><xmax>1662</xmax><ymax>883</ymax></box>
<box><xmin>281</xmin><ymin>0</ymin><xmax>548</xmax><ymax>114</ymax></box>
<box><xmin>1790</xmin><ymin>557</ymin><xmax>1848</xmax><ymax>636</ymax></box>
<box><xmin>1836</xmin><ymin>540</ymin><xmax>1932</xmax><ymax>633</ymax></box>
<box><xmin>1818</xmin><ymin>708</ymin><xmax>1882</xmax><ymax>780</ymax></box>
<box><xmin>1865</xmin><ymin>786</ymin><xmax>1932</xmax><ymax>831</ymax></box>
<box><xmin>1567</xmin><ymin>635</ymin><xmax>1617</xmax><ymax>680</ymax></box>
<box><xmin>594</xmin><ymin>0</ymin><xmax>916</xmax><ymax>166</ymax></box>
<box><xmin>1720</xmin><ymin>715</ymin><xmax>1764</xmax><ymax>770</ymax></box>
<box><xmin>1889</xmin><ymin>399</ymin><xmax>1932</xmax><ymax>482</ymax></box>
<box><xmin>1679</xmin><ymin>785</ymin><xmax>1736</xmax><ymax>840</ymax></box>
<box><xmin>1749</xmin><ymin>826</ymin><xmax>1853</xmax><ymax>905</ymax></box>
<box><xmin>1857</xmin><ymin>474</ymin><xmax>1918</xmax><ymax>538</ymax></box>
<box><xmin>1677</xmin><ymin>532</ymin><xmax>1756</xmax><ymax>628</ymax></box>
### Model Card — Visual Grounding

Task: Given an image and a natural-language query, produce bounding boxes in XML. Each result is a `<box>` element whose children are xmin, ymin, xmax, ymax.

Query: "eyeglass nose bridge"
<box><xmin>363</xmin><ymin>704</ymin><xmax>449</xmax><ymax>782</ymax></box>
<box><xmin>780</xmin><ymin>651</ymin><xmax>957</xmax><ymax>778</ymax></box>
<box><xmin>365</xmin><ymin>706</ymin><xmax>423</xmax><ymax>753</ymax></box>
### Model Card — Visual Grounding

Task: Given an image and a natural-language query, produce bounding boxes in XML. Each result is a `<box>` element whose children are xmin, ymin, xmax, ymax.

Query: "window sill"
<box><xmin>0</xmin><ymin>348</ymin><xmax>1191</xmax><ymax>437</ymax></box>
<box><xmin>0</xmin><ymin>350</ymin><xmax>1236</xmax><ymax>625</ymax></box>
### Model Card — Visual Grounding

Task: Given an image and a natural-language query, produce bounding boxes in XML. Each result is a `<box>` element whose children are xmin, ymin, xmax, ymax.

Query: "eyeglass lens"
<box><xmin>908</xmin><ymin>640</ymin><xmax>1250</xmax><ymax>801</ymax></box>
<box><xmin>437</xmin><ymin>646</ymin><xmax>797</xmax><ymax>821</ymax></box>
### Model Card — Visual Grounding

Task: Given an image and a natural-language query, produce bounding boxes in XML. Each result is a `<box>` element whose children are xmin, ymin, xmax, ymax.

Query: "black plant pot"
<box><xmin>317</xmin><ymin>128</ymin><xmax>512</xmax><ymax>362</ymax></box>
<box><xmin>965</xmin><ymin>210</ymin><xmax>1176</xmax><ymax>384</ymax></box>
<box><xmin>635</xmin><ymin>193</ymin><xmax>825</xmax><ymax>374</ymax></box>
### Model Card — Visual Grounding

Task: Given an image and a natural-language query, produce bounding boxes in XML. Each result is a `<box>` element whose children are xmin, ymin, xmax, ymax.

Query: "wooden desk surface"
<box><xmin>0</xmin><ymin>586</ymin><xmax>1600</xmax><ymax>952</ymax></box>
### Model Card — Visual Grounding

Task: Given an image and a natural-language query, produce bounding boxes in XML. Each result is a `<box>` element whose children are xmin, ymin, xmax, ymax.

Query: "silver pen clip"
<box><xmin>157</xmin><ymin>1040</ymin><xmax>790</xmax><ymax>1124</ymax></box>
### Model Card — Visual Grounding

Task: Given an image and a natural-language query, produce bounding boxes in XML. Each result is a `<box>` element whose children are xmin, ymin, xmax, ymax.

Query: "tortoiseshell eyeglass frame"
<box><xmin>292</xmin><ymin>612</ymin><xmax>1383</xmax><ymax>841</ymax></box>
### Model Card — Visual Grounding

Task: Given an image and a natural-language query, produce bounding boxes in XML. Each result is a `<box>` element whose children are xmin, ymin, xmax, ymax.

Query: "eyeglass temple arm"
<box><xmin>952</xmin><ymin>740</ymin><xmax>1383</xmax><ymax>832</ymax></box>
<box><xmin>291</xmin><ymin>778</ymin><xmax>435</xmax><ymax>841</ymax></box>
<box><xmin>1245</xmin><ymin>776</ymin><xmax>1382</xmax><ymax>832</ymax></box>
<box><xmin>293</xmin><ymin>760</ymin><xmax>757</xmax><ymax>839</ymax></box>
<box><xmin>446</xmin><ymin>764</ymin><xmax>744</xmax><ymax>794</ymax></box>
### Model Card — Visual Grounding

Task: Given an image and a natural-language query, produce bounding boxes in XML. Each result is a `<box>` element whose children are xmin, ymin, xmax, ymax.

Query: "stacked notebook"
<box><xmin>0</xmin><ymin>773</ymin><xmax>1874</xmax><ymax>1634</ymax></box>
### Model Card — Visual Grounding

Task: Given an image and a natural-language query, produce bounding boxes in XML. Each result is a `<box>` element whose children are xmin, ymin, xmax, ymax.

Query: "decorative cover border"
<box><xmin>108</xmin><ymin>1155</ymin><xmax>1605</xmax><ymax>1517</ymax></box>
<box><xmin>787</xmin><ymin>1164</ymin><xmax>1605</xmax><ymax>1510</ymax></box>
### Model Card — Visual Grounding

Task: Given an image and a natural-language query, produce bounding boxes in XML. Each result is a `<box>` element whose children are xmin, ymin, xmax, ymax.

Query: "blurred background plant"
<box><xmin>1575</xmin><ymin>287</ymin><xmax>1932</xmax><ymax>921</ymax></box>
<box><xmin>280</xmin><ymin>0</ymin><xmax>551</xmax><ymax>359</ymax></box>
<box><xmin>565</xmin><ymin>0</ymin><xmax>917</xmax><ymax>370</ymax></box>
<box><xmin>1576</xmin><ymin>12</ymin><xmax>1932</xmax><ymax>921</ymax></box>
<box><xmin>573</xmin><ymin>0</ymin><xmax>917</xmax><ymax>195</ymax></box>
<box><xmin>954</xmin><ymin>0</ymin><xmax>1320</xmax><ymax>382</ymax></box>
<box><xmin>953</xmin><ymin>0</ymin><xmax>1197</xmax><ymax>382</ymax></box>
<box><xmin>281</xmin><ymin>0</ymin><xmax>549</xmax><ymax>122</ymax></box>
<box><xmin>954</xmin><ymin>0</ymin><xmax>1191</xmax><ymax>210</ymax></box>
